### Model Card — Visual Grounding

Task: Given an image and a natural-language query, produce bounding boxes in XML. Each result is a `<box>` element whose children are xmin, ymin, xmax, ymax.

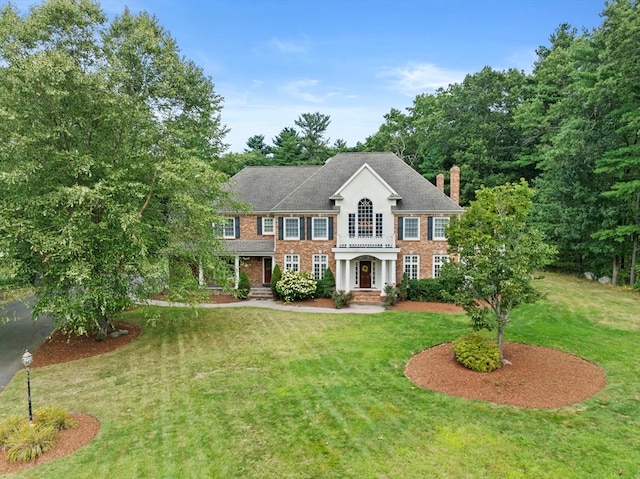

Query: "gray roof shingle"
<box><xmin>224</xmin><ymin>239</ymin><xmax>275</xmax><ymax>254</ymax></box>
<box><xmin>227</xmin><ymin>152</ymin><xmax>462</xmax><ymax>213</ymax></box>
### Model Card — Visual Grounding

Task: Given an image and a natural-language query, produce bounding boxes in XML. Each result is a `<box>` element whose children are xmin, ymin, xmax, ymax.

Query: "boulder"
<box><xmin>584</xmin><ymin>272</ymin><xmax>596</xmax><ymax>281</ymax></box>
<box><xmin>598</xmin><ymin>276</ymin><xmax>611</xmax><ymax>284</ymax></box>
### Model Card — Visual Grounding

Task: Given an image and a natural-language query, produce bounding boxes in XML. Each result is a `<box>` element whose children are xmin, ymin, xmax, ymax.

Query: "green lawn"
<box><xmin>1</xmin><ymin>273</ymin><xmax>638</xmax><ymax>478</ymax></box>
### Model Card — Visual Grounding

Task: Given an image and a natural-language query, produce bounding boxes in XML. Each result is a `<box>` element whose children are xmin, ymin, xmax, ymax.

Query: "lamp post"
<box><xmin>21</xmin><ymin>350</ymin><xmax>33</xmax><ymax>424</ymax></box>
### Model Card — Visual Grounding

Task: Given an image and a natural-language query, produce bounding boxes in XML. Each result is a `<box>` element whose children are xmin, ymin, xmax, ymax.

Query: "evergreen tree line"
<box><xmin>227</xmin><ymin>0</ymin><xmax>638</xmax><ymax>286</ymax></box>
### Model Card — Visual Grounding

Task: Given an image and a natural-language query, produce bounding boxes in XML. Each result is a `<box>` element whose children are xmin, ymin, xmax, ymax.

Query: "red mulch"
<box><xmin>0</xmin><ymin>299</ymin><xmax>606</xmax><ymax>473</ymax></box>
<box><xmin>405</xmin><ymin>342</ymin><xmax>606</xmax><ymax>408</ymax></box>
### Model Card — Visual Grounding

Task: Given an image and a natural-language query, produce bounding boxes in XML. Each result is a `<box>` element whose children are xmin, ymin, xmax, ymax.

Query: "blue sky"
<box><xmin>17</xmin><ymin>0</ymin><xmax>606</xmax><ymax>152</ymax></box>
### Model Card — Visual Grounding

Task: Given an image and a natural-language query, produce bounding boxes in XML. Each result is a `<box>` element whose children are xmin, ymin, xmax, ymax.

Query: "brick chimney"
<box><xmin>450</xmin><ymin>166</ymin><xmax>460</xmax><ymax>204</ymax></box>
<box><xmin>436</xmin><ymin>173</ymin><xmax>445</xmax><ymax>193</ymax></box>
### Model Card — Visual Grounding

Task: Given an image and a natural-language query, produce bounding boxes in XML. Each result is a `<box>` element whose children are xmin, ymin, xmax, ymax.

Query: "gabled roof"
<box><xmin>227</xmin><ymin>152</ymin><xmax>462</xmax><ymax>213</ymax></box>
<box><xmin>225</xmin><ymin>165</ymin><xmax>321</xmax><ymax>212</ymax></box>
<box><xmin>332</xmin><ymin>162</ymin><xmax>400</xmax><ymax>200</ymax></box>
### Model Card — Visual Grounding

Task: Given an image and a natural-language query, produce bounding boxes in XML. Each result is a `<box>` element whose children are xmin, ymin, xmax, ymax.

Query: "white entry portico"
<box><xmin>332</xmin><ymin>249</ymin><xmax>399</xmax><ymax>295</ymax></box>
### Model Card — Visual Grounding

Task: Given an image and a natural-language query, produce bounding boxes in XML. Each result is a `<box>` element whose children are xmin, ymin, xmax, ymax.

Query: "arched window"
<box><xmin>358</xmin><ymin>198</ymin><xmax>373</xmax><ymax>238</ymax></box>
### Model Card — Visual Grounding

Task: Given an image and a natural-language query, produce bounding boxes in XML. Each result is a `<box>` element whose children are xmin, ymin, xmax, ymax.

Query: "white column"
<box><xmin>380</xmin><ymin>260</ymin><xmax>387</xmax><ymax>296</ymax></box>
<box><xmin>336</xmin><ymin>259</ymin><xmax>342</xmax><ymax>291</ymax></box>
<box><xmin>345</xmin><ymin>259</ymin><xmax>351</xmax><ymax>293</ymax></box>
<box><xmin>390</xmin><ymin>259</ymin><xmax>397</xmax><ymax>285</ymax></box>
<box><xmin>234</xmin><ymin>255</ymin><xmax>240</xmax><ymax>289</ymax></box>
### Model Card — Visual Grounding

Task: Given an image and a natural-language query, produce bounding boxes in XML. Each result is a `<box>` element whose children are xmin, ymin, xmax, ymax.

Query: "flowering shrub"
<box><xmin>275</xmin><ymin>270</ymin><xmax>317</xmax><ymax>302</ymax></box>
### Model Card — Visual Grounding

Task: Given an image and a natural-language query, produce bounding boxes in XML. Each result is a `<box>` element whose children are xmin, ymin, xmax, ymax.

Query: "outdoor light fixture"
<box><xmin>21</xmin><ymin>350</ymin><xmax>33</xmax><ymax>424</ymax></box>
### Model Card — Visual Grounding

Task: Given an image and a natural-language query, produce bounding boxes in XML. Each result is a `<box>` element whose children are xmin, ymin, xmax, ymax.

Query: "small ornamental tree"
<box><xmin>270</xmin><ymin>264</ymin><xmax>282</xmax><ymax>299</ymax></box>
<box><xmin>236</xmin><ymin>271</ymin><xmax>250</xmax><ymax>300</ymax></box>
<box><xmin>441</xmin><ymin>180</ymin><xmax>556</xmax><ymax>362</ymax></box>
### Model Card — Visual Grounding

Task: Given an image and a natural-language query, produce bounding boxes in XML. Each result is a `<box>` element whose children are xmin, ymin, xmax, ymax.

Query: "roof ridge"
<box><xmin>271</xmin><ymin>163</ymin><xmax>327</xmax><ymax>211</ymax></box>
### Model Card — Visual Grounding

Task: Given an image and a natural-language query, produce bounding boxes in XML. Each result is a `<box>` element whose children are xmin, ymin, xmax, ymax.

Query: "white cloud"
<box><xmin>379</xmin><ymin>62</ymin><xmax>467</xmax><ymax>97</ymax></box>
<box><xmin>280</xmin><ymin>79</ymin><xmax>339</xmax><ymax>104</ymax></box>
<box><xmin>269</xmin><ymin>38</ymin><xmax>308</xmax><ymax>54</ymax></box>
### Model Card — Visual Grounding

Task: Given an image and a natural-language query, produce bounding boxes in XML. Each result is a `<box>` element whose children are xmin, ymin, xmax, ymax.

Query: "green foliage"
<box><xmin>0</xmin><ymin>0</ymin><xmax>236</xmax><ymax>336</ymax></box>
<box><xmin>407</xmin><ymin>278</ymin><xmax>446</xmax><ymax>302</ymax></box>
<box><xmin>270</xmin><ymin>264</ymin><xmax>282</xmax><ymax>300</ymax></box>
<box><xmin>452</xmin><ymin>335</ymin><xmax>502</xmax><ymax>372</ymax></box>
<box><xmin>0</xmin><ymin>273</ymin><xmax>638</xmax><ymax>476</ymax></box>
<box><xmin>4</xmin><ymin>423</ymin><xmax>56</xmax><ymax>462</ymax></box>
<box><xmin>235</xmin><ymin>271</ymin><xmax>251</xmax><ymax>300</ymax></box>
<box><xmin>383</xmin><ymin>284</ymin><xmax>399</xmax><ymax>307</ymax></box>
<box><xmin>331</xmin><ymin>289</ymin><xmax>354</xmax><ymax>309</ymax></box>
<box><xmin>397</xmin><ymin>273</ymin><xmax>410</xmax><ymax>301</ymax></box>
<box><xmin>0</xmin><ymin>414</ymin><xmax>27</xmax><ymax>448</ymax></box>
<box><xmin>0</xmin><ymin>406</ymin><xmax>77</xmax><ymax>462</ymax></box>
<box><xmin>35</xmin><ymin>406</ymin><xmax>77</xmax><ymax>431</ymax></box>
<box><xmin>294</xmin><ymin>112</ymin><xmax>331</xmax><ymax>164</ymax></box>
<box><xmin>275</xmin><ymin>270</ymin><xmax>317</xmax><ymax>303</ymax></box>
<box><xmin>315</xmin><ymin>268</ymin><xmax>335</xmax><ymax>298</ymax></box>
<box><xmin>446</xmin><ymin>181</ymin><xmax>556</xmax><ymax>360</ymax></box>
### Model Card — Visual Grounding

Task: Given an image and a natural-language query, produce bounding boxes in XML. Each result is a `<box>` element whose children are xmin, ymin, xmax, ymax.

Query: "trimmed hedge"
<box><xmin>408</xmin><ymin>278</ymin><xmax>446</xmax><ymax>302</ymax></box>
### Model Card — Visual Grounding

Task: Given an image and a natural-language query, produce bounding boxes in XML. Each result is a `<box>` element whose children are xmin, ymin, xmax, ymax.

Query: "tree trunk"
<box><xmin>96</xmin><ymin>316</ymin><xmax>115</xmax><ymax>341</ymax></box>
<box><xmin>497</xmin><ymin>324</ymin><xmax>506</xmax><ymax>363</ymax></box>
<box><xmin>497</xmin><ymin>316</ymin><xmax>511</xmax><ymax>365</ymax></box>
<box><xmin>612</xmin><ymin>256</ymin><xmax>620</xmax><ymax>285</ymax></box>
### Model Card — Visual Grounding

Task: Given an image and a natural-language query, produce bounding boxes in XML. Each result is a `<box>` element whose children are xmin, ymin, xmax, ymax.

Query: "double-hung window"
<box><xmin>312</xmin><ymin>217</ymin><xmax>328</xmax><ymax>240</ymax></box>
<box><xmin>262</xmin><ymin>217</ymin><xmax>274</xmax><ymax>235</ymax></box>
<box><xmin>403</xmin><ymin>217</ymin><xmax>420</xmax><ymax>240</ymax></box>
<box><xmin>284</xmin><ymin>254</ymin><xmax>300</xmax><ymax>272</ymax></box>
<box><xmin>312</xmin><ymin>254</ymin><xmax>328</xmax><ymax>279</ymax></box>
<box><xmin>284</xmin><ymin>217</ymin><xmax>300</xmax><ymax>240</ymax></box>
<box><xmin>433</xmin><ymin>217</ymin><xmax>449</xmax><ymax>240</ymax></box>
<box><xmin>403</xmin><ymin>255</ymin><xmax>420</xmax><ymax>280</ymax></box>
<box><xmin>221</xmin><ymin>218</ymin><xmax>236</xmax><ymax>239</ymax></box>
<box><xmin>433</xmin><ymin>255</ymin><xmax>449</xmax><ymax>278</ymax></box>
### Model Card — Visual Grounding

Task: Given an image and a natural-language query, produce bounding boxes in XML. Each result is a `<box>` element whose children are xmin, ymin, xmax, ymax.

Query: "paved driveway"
<box><xmin>0</xmin><ymin>297</ymin><xmax>54</xmax><ymax>392</ymax></box>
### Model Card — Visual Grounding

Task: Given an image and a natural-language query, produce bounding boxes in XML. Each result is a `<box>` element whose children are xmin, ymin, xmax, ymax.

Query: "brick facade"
<box><xmin>221</xmin><ymin>153</ymin><xmax>462</xmax><ymax>294</ymax></box>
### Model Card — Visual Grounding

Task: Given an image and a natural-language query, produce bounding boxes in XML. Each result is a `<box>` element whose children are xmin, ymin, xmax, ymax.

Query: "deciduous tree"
<box><xmin>0</xmin><ymin>0</ymin><xmax>235</xmax><ymax>336</ymax></box>
<box><xmin>442</xmin><ymin>181</ymin><xmax>556</xmax><ymax>362</ymax></box>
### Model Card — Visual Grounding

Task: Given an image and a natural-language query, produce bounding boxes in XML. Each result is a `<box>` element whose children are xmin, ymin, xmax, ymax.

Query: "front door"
<box><xmin>359</xmin><ymin>261</ymin><xmax>371</xmax><ymax>288</ymax></box>
<box><xmin>263</xmin><ymin>257</ymin><xmax>272</xmax><ymax>286</ymax></box>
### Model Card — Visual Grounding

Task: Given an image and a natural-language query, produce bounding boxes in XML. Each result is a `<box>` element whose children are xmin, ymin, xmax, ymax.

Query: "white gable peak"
<box><xmin>332</xmin><ymin>163</ymin><xmax>401</xmax><ymax>199</ymax></box>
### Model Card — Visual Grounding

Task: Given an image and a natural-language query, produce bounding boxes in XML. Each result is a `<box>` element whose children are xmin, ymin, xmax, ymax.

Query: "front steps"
<box><xmin>248</xmin><ymin>287</ymin><xmax>274</xmax><ymax>300</ymax></box>
<box><xmin>350</xmin><ymin>289</ymin><xmax>384</xmax><ymax>304</ymax></box>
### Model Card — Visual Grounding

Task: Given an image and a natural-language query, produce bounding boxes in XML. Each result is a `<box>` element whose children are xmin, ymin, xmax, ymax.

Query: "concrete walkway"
<box><xmin>0</xmin><ymin>296</ymin><xmax>383</xmax><ymax>391</ymax></box>
<box><xmin>144</xmin><ymin>297</ymin><xmax>386</xmax><ymax>314</ymax></box>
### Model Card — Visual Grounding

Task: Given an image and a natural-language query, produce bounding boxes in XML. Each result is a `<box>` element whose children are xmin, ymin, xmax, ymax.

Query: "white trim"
<box><xmin>403</xmin><ymin>217</ymin><xmax>420</xmax><ymax>240</ymax></box>
<box><xmin>403</xmin><ymin>254</ymin><xmax>420</xmax><ymax>280</ymax></box>
<box><xmin>313</xmin><ymin>254</ymin><xmax>328</xmax><ymax>279</ymax></box>
<box><xmin>262</xmin><ymin>217</ymin><xmax>274</xmax><ymax>235</ymax></box>
<box><xmin>284</xmin><ymin>217</ymin><xmax>300</xmax><ymax>240</ymax></box>
<box><xmin>433</xmin><ymin>254</ymin><xmax>449</xmax><ymax>278</ymax></box>
<box><xmin>433</xmin><ymin>217</ymin><xmax>449</xmax><ymax>240</ymax></box>
<box><xmin>312</xmin><ymin>217</ymin><xmax>328</xmax><ymax>240</ymax></box>
<box><xmin>332</xmin><ymin>163</ymin><xmax>400</xmax><ymax>199</ymax></box>
<box><xmin>284</xmin><ymin>254</ymin><xmax>300</xmax><ymax>271</ymax></box>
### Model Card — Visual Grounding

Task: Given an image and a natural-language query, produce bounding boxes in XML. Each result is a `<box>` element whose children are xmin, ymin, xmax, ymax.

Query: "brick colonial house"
<box><xmin>220</xmin><ymin>152</ymin><xmax>462</xmax><ymax>301</ymax></box>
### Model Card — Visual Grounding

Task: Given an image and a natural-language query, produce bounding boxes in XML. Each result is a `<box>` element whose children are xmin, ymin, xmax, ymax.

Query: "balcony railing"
<box><xmin>336</xmin><ymin>234</ymin><xmax>395</xmax><ymax>249</ymax></box>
